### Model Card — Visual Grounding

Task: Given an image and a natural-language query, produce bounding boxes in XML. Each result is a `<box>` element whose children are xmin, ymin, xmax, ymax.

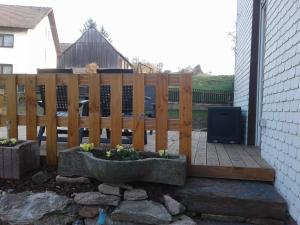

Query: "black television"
<box><xmin>207</xmin><ymin>107</ymin><xmax>242</xmax><ymax>144</ymax></box>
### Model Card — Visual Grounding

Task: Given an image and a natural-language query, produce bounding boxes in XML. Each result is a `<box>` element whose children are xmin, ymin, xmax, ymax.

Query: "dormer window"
<box><xmin>0</xmin><ymin>34</ymin><xmax>14</xmax><ymax>47</ymax></box>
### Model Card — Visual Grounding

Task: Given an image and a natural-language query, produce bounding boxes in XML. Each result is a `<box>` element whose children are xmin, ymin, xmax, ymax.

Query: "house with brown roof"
<box><xmin>0</xmin><ymin>4</ymin><xmax>60</xmax><ymax>74</ymax></box>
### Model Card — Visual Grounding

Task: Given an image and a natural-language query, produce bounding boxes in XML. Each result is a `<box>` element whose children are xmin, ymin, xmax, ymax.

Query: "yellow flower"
<box><xmin>80</xmin><ymin>143</ymin><xmax>94</xmax><ymax>152</ymax></box>
<box><xmin>106</xmin><ymin>150</ymin><xmax>111</xmax><ymax>158</ymax></box>
<box><xmin>158</xmin><ymin>149</ymin><xmax>168</xmax><ymax>157</ymax></box>
<box><xmin>10</xmin><ymin>138</ymin><xmax>17</xmax><ymax>144</ymax></box>
<box><xmin>116</xmin><ymin>144</ymin><xmax>124</xmax><ymax>152</ymax></box>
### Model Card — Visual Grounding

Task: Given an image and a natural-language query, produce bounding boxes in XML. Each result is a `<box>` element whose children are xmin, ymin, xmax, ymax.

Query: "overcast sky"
<box><xmin>0</xmin><ymin>0</ymin><xmax>237</xmax><ymax>74</ymax></box>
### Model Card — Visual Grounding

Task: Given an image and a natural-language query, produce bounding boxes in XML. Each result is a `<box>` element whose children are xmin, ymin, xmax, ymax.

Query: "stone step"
<box><xmin>173</xmin><ymin>178</ymin><xmax>287</xmax><ymax>221</ymax></box>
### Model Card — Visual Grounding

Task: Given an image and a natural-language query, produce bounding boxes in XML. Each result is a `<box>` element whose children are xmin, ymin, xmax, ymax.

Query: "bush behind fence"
<box><xmin>168</xmin><ymin>88</ymin><xmax>233</xmax><ymax>105</ymax></box>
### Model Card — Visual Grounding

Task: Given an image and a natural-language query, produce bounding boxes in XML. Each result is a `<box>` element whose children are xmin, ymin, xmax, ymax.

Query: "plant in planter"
<box><xmin>58</xmin><ymin>144</ymin><xmax>187</xmax><ymax>186</ymax></box>
<box><xmin>0</xmin><ymin>138</ymin><xmax>40</xmax><ymax>179</ymax></box>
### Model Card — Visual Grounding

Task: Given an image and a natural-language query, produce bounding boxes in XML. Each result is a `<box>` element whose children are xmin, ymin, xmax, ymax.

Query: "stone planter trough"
<box><xmin>58</xmin><ymin>147</ymin><xmax>187</xmax><ymax>186</ymax></box>
<box><xmin>0</xmin><ymin>140</ymin><xmax>40</xmax><ymax>179</ymax></box>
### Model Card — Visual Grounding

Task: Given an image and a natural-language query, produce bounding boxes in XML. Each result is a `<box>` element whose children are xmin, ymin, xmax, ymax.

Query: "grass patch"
<box><xmin>192</xmin><ymin>74</ymin><xmax>234</xmax><ymax>91</ymax></box>
<box><xmin>169</xmin><ymin>109</ymin><xmax>207</xmax><ymax>129</ymax></box>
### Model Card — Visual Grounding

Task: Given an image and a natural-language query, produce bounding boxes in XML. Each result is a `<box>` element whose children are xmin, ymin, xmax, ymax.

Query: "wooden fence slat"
<box><xmin>25</xmin><ymin>75</ymin><xmax>37</xmax><ymax>140</ymax></box>
<box><xmin>133</xmin><ymin>74</ymin><xmax>145</xmax><ymax>150</ymax></box>
<box><xmin>45</xmin><ymin>74</ymin><xmax>57</xmax><ymax>165</ymax></box>
<box><xmin>111</xmin><ymin>74</ymin><xmax>122</xmax><ymax>148</ymax></box>
<box><xmin>7</xmin><ymin>75</ymin><xmax>18</xmax><ymax>138</ymax></box>
<box><xmin>156</xmin><ymin>74</ymin><xmax>168</xmax><ymax>151</ymax></box>
<box><xmin>88</xmin><ymin>73</ymin><xmax>101</xmax><ymax>147</ymax></box>
<box><xmin>68</xmin><ymin>75</ymin><xmax>80</xmax><ymax>147</ymax></box>
<box><xmin>179</xmin><ymin>74</ymin><xmax>192</xmax><ymax>164</ymax></box>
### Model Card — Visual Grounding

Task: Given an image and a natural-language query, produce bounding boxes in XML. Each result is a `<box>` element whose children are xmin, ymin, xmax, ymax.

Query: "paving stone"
<box><xmin>32</xmin><ymin>171</ymin><xmax>50</xmax><ymax>184</ymax></box>
<box><xmin>73</xmin><ymin>192</ymin><xmax>120</xmax><ymax>206</ymax></box>
<box><xmin>56</xmin><ymin>175</ymin><xmax>90</xmax><ymax>184</ymax></box>
<box><xmin>111</xmin><ymin>200</ymin><xmax>172</xmax><ymax>224</ymax></box>
<box><xmin>163</xmin><ymin>195</ymin><xmax>186</xmax><ymax>215</ymax></box>
<box><xmin>171</xmin><ymin>214</ymin><xmax>196</xmax><ymax>225</ymax></box>
<box><xmin>0</xmin><ymin>191</ymin><xmax>71</xmax><ymax>225</ymax></box>
<box><xmin>124</xmin><ymin>189</ymin><xmax>148</xmax><ymax>201</ymax></box>
<box><xmin>34</xmin><ymin>214</ymin><xmax>75</xmax><ymax>225</ymax></box>
<box><xmin>245</xmin><ymin>217</ymin><xmax>284</xmax><ymax>225</ymax></box>
<box><xmin>98</xmin><ymin>183</ymin><xmax>122</xmax><ymax>196</ymax></box>
<box><xmin>78</xmin><ymin>206</ymin><xmax>100</xmax><ymax>218</ymax></box>
<box><xmin>173</xmin><ymin>178</ymin><xmax>287</xmax><ymax>220</ymax></box>
<box><xmin>201</xmin><ymin>214</ymin><xmax>245</xmax><ymax>223</ymax></box>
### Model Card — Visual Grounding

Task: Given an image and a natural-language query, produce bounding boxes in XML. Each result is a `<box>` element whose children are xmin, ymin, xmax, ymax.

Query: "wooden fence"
<box><xmin>169</xmin><ymin>88</ymin><xmax>233</xmax><ymax>105</ymax></box>
<box><xmin>0</xmin><ymin>73</ymin><xmax>192</xmax><ymax>166</ymax></box>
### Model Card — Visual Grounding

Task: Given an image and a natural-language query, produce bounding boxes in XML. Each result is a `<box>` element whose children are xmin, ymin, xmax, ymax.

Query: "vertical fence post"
<box><xmin>155</xmin><ymin>74</ymin><xmax>168</xmax><ymax>151</ymax></box>
<box><xmin>133</xmin><ymin>73</ymin><xmax>145</xmax><ymax>150</ymax></box>
<box><xmin>7</xmin><ymin>75</ymin><xmax>18</xmax><ymax>139</ymax></box>
<box><xmin>25</xmin><ymin>75</ymin><xmax>37</xmax><ymax>140</ymax></box>
<box><xmin>111</xmin><ymin>74</ymin><xmax>122</xmax><ymax>148</ymax></box>
<box><xmin>45</xmin><ymin>74</ymin><xmax>57</xmax><ymax>165</ymax></box>
<box><xmin>68</xmin><ymin>74</ymin><xmax>80</xmax><ymax>147</ymax></box>
<box><xmin>88</xmin><ymin>73</ymin><xmax>101</xmax><ymax>147</ymax></box>
<box><xmin>179</xmin><ymin>74</ymin><xmax>192</xmax><ymax>165</ymax></box>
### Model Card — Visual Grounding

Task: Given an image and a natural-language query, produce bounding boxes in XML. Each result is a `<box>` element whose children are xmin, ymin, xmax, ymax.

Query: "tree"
<box><xmin>81</xmin><ymin>18</ymin><xmax>97</xmax><ymax>33</ymax></box>
<box><xmin>193</xmin><ymin>64</ymin><xmax>203</xmax><ymax>75</ymax></box>
<box><xmin>81</xmin><ymin>19</ymin><xmax>112</xmax><ymax>42</ymax></box>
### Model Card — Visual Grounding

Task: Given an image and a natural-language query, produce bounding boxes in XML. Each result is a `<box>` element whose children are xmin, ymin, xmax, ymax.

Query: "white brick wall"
<box><xmin>235</xmin><ymin>0</ymin><xmax>300</xmax><ymax>222</ymax></box>
<box><xmin>261</xmin><ymin>0</ymin><xmax>300</xmax><ymax>222</ymax></box>
<box><xmin>234</xmin><ymin>0</ymin><xmax>253</xmax><ymax>143</ymax></box>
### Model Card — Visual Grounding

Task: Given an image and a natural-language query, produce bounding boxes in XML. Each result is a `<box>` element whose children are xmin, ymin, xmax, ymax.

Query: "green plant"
<box><xmin>107</xmin><ymin>145</ymin><xmax>141</xmax><ymax>160</ymax></box>
<box><xmin>0</xmin><ymin>138</ymin><xmax>18</xmax><ymax>147</ymax></box>
<box><xmin>80</xmin><ymin>143</ymin><xmax>94</xmax><ymax>152</ymax></box>
<box><xmin>158</xmin><ymin>149</ymin><xmax>169</xmax><ymax>158</ymax></box>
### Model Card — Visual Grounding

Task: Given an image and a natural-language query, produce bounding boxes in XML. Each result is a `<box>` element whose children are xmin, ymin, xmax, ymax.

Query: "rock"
<box><xmin>124</xmin><ymin>189</ymin><xmax>148</xmax><ymax>201</ymax></box>
<box><xmin>73</xmin><ymin>192</ymin><xmax>120</xmax><ymax>206</ymax></box>
<box><xmin>245</xmin><ymin>217</ymin><xmax>284</xmax><ymax>225</ymax></box>
<box><xmin>201</xmin><ymin>214</ymin><xmax>245</xmax><ymax>223</ymax></box>
<box><xmin>163</xmin><ymin>195</ymin><xmax>186</xmax><ymax>215</ymax></box>
<box><xmin>117</xmin><ymin>183</ymin><xmax>133</xmax><ymax>190</ymax></box>
<box><xmin>0</xmin><ymin>191</ymin><xmax>71</xmax><ymax>225</ymax></box>
<box><xmin>171</xmin><ymin>215</ymin><xmax>196</xmax><ymax>225</ymax></box>
<box><xmin>173</xmin><ymin>178</ymin><xmax>287</xmax><ymax>220</ymax></box>
<box><xmin>78</xmin><ymin>206</ymin><xmax>100</xmax><ymax>218</ymax></box>
<box><xmin>34</xmin><ymin>214</ymin><xmax>75</xmax><ymax>225</ymax></box>
<box><xmin>72</xmin><ymin>220</ymin><xmax>85</xmax><ymax>225</ymax></box>
<box><xmin>56</xmin><ymin>175</ymin><xmax>90</xmax><ymax>184</ymax></box>
<box><xmin>111</xmin><ymin>200</ymin><xmax>172</xmax><ymax>224</ymax></box>
<box><xmin>195</xmin><ymin>220</ymin><xmax>252</xmax><ymax>225</ymax></box>
<box><xmin>32</xmin><ymin>171</ymin><xmax>50</xmax><ymax>184</ymax></box>
<box><xmin>85</xmin><ymin>217</ymin><xmax>145</xmax><ymax>225</ymax></box>
<box><xmin>98</xmin><ymin>183</ymin><xmax>121</xmax><ymax>196</ymax></box>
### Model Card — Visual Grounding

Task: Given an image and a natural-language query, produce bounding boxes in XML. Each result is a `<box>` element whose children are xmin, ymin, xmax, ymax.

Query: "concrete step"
<box><xmin>173</xmin><ymin>178</ymin><xmax>287</xmax><ymax>223</ymax></box>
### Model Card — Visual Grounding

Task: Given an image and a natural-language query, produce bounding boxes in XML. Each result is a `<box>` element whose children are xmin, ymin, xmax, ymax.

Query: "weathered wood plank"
<box><xmin>215</xmin><ymin>144</ymin><xmax>232</xmax><ymax>167</ymax></box>
<box><xmin>110</xmin><ymin>74</ymin><xmax>122</xmax><ymax>148</ymax></box>
<box><xmin>244</xmin><ymin>146</ymin><xmax>272</xmax><ymax>168</ymax></box>
<box><xmin>234</xmin><ymin>145</ymin><xmax>260</xmax><ymax>168</ymax></box>
<box><xmin>7</xmin><ymin>75</ymin><xmax>18</xmax><ymax>138</ymax></box>
<box><xmin>25</xmin><ymin>75</ymin><xmax>37</xmax><ymax>140</ymax></box>
<box><xmin>45</xmin><ymin>74</ymin><xmax>57</xmax><ymax>165</ymax></box>
<box><xmin>133</xmin><ymin>74</ymin><xmax>145</xmax><ymax>150</ymax></box>
<box><xmin>88</xmin><ymin>73</ymin><xmax>100</xmax><ymax>146</ymax></box>
<box><xmin>223</xmin><ymin>144</ymin><xmax>246</xmax><ymax>167</ymax></box>
<box><xmin>207</xmin><ymin>143</ymin><xmax>220</xmax><ymax>166</ymax></box>
<box><xmin>68</xmin><ymin>74</ymin><xmax>80</xmax><ymax>147</ymax></box>
<box><xmin>179</xmin><ymin>74</ymin><xmax>192</xmax><ymax>164</ymax></box>
<box><xmin>156</xmin><ymin>74</ymin><xmax>168</xmax><ymax>151</ymax></box>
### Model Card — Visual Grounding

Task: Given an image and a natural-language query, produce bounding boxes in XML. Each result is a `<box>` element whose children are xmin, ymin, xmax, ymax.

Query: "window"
<box><xmin>0</xmin><ymin>64</ymin><xmax>13</xmax><ymax>74</ymax></box>
<box><xmin>0</xmin><ymin>34</ymin><xmax>14</xmax><ymax>47</ymax></box>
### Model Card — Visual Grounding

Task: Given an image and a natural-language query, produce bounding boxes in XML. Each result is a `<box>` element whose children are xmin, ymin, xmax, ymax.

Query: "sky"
<box><xmin>0</xmin><ymin>0</ymin><xmax>237</xmax><ymax>75</ymax></box>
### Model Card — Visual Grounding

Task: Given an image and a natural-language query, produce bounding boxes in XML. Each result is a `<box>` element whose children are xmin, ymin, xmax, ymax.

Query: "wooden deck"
<box><xmin>0</xmin><ymin>127</ymin><xmax>274</xmax><ymax>182</ymax></box>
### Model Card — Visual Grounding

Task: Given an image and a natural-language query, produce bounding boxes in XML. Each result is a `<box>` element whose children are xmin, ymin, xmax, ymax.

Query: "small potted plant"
<box><xmin>0</xmin><ymin>138</ymin><xmax>40</xmax><ymax>179</ymax></box>
<box><xmin>58</xmin><ymin>144</ymin><xmax>187</xmax><ymax>186</ymax></box>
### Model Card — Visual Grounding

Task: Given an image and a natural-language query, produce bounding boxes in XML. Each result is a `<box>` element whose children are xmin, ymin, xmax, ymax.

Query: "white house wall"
<box><xmin>234</xmin><ymin>0</ymin><xmax>253</xmax><ymax>143</ymax></box>
<box><xmin>261</xmin><ymin>0</ymin><xmax>300</xmax><ymax>222</ymax></box>
<box><xmin>0</xmin><ymin>16</ymin><xmax>57</xmax><ymax>74</ymax></box>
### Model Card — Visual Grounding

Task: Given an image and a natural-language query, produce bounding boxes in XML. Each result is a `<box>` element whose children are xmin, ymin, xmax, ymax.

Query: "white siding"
<box><xmin>0</xmin><ymin>16</ymin><xmax>57</xmax><ymax>74</ymax></box>
<box><xmin>261</xmin><ymin>0</ymin><xmax>300</xmax><ymax>222</ymax></box>
<box><xmin>234</xmin><ymin>0</ymin><xmax>253</xmax><ymax>143</ymax></box>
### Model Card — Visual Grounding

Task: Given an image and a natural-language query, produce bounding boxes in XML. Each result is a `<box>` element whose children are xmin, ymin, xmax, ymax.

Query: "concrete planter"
<box><xmin>0</xmin><ymin>140</ymin><xmax>40</xmax><ymax>179</ymax></box>
<box><xmin>58</xmin><ymin>147</ymin><xmax>187</xmax><ymax>186</ymax></box>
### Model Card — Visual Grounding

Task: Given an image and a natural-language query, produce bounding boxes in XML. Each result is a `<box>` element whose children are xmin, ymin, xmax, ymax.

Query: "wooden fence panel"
<box><xmin>111</xmin><ymin>74</ymin><xmax>122</xmax><ymax>148</ymax></box>
<box><xmin>156</xmin><ymin>74</ymin><xmax>168</xmax><ymax>151</ymax></box>
<box><xmin>133</xmin><ymin>73</ymin><xmax>145</xmax><ymax>150</ymax></box>
<box><xmin>68</xmin><ymin>75</ymin><xmax>80</xmax><ymax>147</ymax></box>
<box><xmin>45</xmin><ymin>74</ymin><xmax>57</xmax><ymax>165</ymax></box>
<box><xmin>7</xmin><ymin>75</ymin><xmax>17</xmax><ymax>139</ymax></box>
<box><xmin>179</xmin><ymin>75</ymin><xmax>192</xmax><ymax>165</ymax></box>
<box><xmin>25</xmin><ymin>75</ymin><xmax>37</xmax><ymax>140</ymax></box>
<box><xmin>88</xmin><ymin>73</ymin><xmax>100</xmax><ymax>146</ymax></box>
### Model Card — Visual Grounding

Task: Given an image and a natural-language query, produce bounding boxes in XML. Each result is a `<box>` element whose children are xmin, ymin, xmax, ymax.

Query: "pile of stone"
<box><xmin>0</xmin><ymin>176</ymin><xmax>196</xmax><ymax>225</ymax></box>
<box><xmin>74</xmin><ymin>183</ymin><xmax>196</xmax><ymax>225</ymax></box>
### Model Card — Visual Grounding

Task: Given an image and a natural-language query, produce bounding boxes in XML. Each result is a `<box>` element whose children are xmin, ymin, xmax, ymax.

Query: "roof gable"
<box><xmin>0</xmin><ymin>4</ymin><xmax>51</xmax><ymax>29</ymax></box>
